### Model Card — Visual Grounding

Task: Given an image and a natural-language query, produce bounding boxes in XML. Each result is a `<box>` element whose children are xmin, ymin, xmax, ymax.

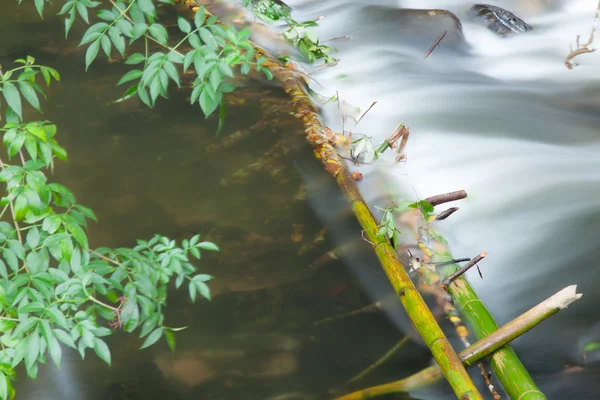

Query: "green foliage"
<box><xmin>374</xmin><ymin>205</ymin><xmax>403</xmax><ymax>247</ymax></box>
<box><xmin>18</xmin><ymin>0</ymin><xmax>272</xmax><ymax>120</ymax></box>
<box><xmin>0</xmin><ymin>59</ymin><xmax>218</xmax><ymax>400</ymax></box>
<box><xmin>243</xmin><ymin>0</ymin><xmax>337</xmax><ymax>65</ymax></box>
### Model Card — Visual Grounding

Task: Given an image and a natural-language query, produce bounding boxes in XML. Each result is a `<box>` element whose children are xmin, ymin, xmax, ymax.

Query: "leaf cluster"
<box><xmin>21</xmin><ymin>0</ymin><xmax>273</xmax><ymax>122</ymax></box>
<box><xmin>0</xmin><ymin>58</ymin><xmax>219</xmax><ymax>399</ymax></box>
<box><xmin>243</xmin><ymin>0</ymin><xmax>337</xmax><ymax>65</ymax></box>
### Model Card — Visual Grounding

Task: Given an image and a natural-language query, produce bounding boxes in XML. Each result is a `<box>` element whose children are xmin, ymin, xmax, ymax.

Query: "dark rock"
<box><xmin>469</xmin><ymin>4</ymin><xmax>533</xmax><ymax>36</ymax></box>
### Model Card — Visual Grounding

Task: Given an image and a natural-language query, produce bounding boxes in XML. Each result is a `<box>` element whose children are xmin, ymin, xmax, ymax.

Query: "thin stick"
<box><xmin>424</xmin><ymin>30</ymin><xmax>448</xmax><ymax>59</ymax></box>
<box><xmin>347</xmin><ymin>337</ymin><xmax>410</xmax><ymax>384</ymax></box>
<box><xmin>90</xmin><ymin>249</ymin><xmax>121</xmax><ymax>266</ymax></box>
<box><xmin>334</xmin><ymin>285</ymin><xmax>582</xmax><ymax>399</ymax></box>
<box><xmin>442</xmin><ymin>253</ymin><xmax>487</xmax><ymax>286</ymax></box>
<box><xmin>435</xmin><ymin>207</ymin><xmax>459</xmax><ymax>221</ymax></box>
<box><xmin>355</xmin><ymin>101</ymin><xmax>378</xmax><ymax>127</ymax></box>
<box><xmin>313</xmin><ymin>301</ymin><xmax>381</xmax><ymax>326</ymax></box>
<box><xmin>478</xmin><ymin>362</ymin><xmax>501</xmax><ymax>399</ymax></box>
<box><xmin>427</xmin><ymin>257</ymin><xmax>471</xmax><ymax>267</ymax></box>
<box><xmin>425</xmin><ymin>190</ymin><xmax>467</xmax><ymax>206</ymax></box>
<box><xmin>565</xmin><ymin>0</ymin><xmax>600</xmax><ymax>69</ymax></box>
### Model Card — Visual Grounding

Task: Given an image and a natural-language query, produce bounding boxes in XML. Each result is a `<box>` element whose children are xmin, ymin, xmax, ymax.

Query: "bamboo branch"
<box><xmin>334</xmin><ymin>286</ymin><xmax>582</xmax><ymax>399</ymax></box>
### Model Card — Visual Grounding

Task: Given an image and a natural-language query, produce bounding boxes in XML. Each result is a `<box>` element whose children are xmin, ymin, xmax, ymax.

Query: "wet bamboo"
<box><xmin>439</xmin><ymin>263</ymin><xmax>548</xmax><ymax>400</ymax></box>
<box><xmin>178</xmin><ymin>4</ymin><xmax>482</xmax><ymax>399</ymax></box>
<box><xmin>272</xmin><ymin>59</ymin><xmax>483</xmax><ymax>400</ymax></box>
<box><xmin>335</xmin><ymin>285</ymin><xmax>582</xmax><ymax>399</ymax></box>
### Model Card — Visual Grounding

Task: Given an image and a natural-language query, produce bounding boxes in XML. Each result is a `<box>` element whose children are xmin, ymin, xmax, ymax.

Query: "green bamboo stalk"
<box><xmin>335</xmin><ymin>285</ymin><xmax>582</xmax><ymax>399</ymax></box>
<box><xmin>440</xmin><ymin>264</ymin><xmax>547</xmax><ymax>400</ymax></box>
<box><xmin>220</xmin><ymin>19</ymin><xmax>480</xmax><ymax>400</ymax></box>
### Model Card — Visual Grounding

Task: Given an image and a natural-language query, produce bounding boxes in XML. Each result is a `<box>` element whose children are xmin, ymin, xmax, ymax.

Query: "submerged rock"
<box><xmin>469</xmin><ymin>4</ymin><xmax>532</xmax><ymax>36</ymax></box>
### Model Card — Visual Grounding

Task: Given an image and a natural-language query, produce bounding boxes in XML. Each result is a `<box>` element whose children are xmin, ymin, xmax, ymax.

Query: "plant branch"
<box><xmin>442</xmin><ymin>252</ymin><xmax>487</xmax><ymax>287</ymax></box>
<box><xmin>565</xmin><ymin>0</ymin><xmax>600</xmax><ymax>69</ymax></box>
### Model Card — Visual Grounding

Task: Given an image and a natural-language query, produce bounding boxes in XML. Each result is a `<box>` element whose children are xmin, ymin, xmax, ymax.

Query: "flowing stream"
<box><xmin>289</xmin><ymin>0</ymin><xmax>600</xmax><ymax>397</ymax></box>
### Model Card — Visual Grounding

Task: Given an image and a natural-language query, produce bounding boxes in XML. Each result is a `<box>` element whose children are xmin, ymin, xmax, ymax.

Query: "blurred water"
<box><xmin>285</xmin><ymin>0</ymin><xmax>600</xmax><ymax>397</ymax></box>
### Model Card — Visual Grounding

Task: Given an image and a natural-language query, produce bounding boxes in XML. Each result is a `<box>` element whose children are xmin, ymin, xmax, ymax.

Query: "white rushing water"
<box><xmin>285</xmin><ymin>0</ymin><xmax>600</xmax><ymax>397</ymax></box>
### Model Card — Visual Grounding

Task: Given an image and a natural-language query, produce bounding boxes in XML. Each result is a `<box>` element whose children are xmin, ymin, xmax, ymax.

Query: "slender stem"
<box><xmin>109</xmin><ymin>0</ymin><xmax>184</xmax><ymax>57</ymax></box>
<box><xmin>90</xmin><ymin>249</ymin><xmax>121</xmax><ymax>267</ymax></box>
<box><xmin>83</xmin><ymin>287</ymin><xmax>120</xmax><ymax>312</ymax></box>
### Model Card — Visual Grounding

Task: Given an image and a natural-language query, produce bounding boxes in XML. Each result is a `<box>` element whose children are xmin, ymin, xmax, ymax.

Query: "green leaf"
<box><xmin>47</xmin><ymin>307</ymin><xmax>69</xmax><ymax>329</ymax></box>
<box><xmin>85</xmin><ymin>39</ymin><xmax>101</xmax><ymax>71</ymax></box>
<box><xmin>27</xmin><ymin>227</ymin><xmax>41</xmax><ymax>248</ymax></box>
<box><xmin>74</xmin><ymin>204</ymin><xmax>97</xmax><ymax>221</ymax></box>
<box><xmin>194</xmin><ymin>6</ymin><xmax>206</xmax><ymax>28</ymax></box>
<box><xmin>132</xmin><ymin>23</ymin><xmax>147</xmax><ymax>40</ymax></box>
<box><xmin>117</xmin><ymin>69</ymin><xmax>143</xmax><ymax>86</ymax></box>
<box><xmin>125</xmin><ymin>53</ymin><xmax>146</xmax><ymax>65</ymax></box>
<box><xmin>139</xmin><ymin>315</ymin><xmax>158</xmax><ymax>338</ymax></box>
<box><xmin>194</xmin><ymin>280</ymin><xmax>211</xmax><ymax>300</ymax></box>
<box><xmin>0</xmin><ymin>371</ymin><xmax>7</xmax><ymax>400</ymax></box>
<box><xmin>2</xmin><ymin>248</ymin><xmax>19</xmax><ymax>273</ymax></box>
<box><xmin>163</xmin><ymin>61</ymin><xmax>180</xmax><ymax>87</ymax></box>
<box><xmin>148</xmin><ymin>24</ymin><xmax>168</xmax><ymax>45</ymax></box>
<box><xmin>54</xmin><ymin>328</ymin><xmax>76</xmax><ymax>349</ymax></box>
<box><xmin>49</xmin><ymin>336</ymin><xmax>62</xmax><ymax>368</ymax></box>
<box><xmin>65</xmin><ymin>13</ymin><xmax>76</xmax><ymax>38</ymax></box>
<box><xmin>19</xmin><ymin>301</ymin><xmax>44</xmax><ymax>314</ymax></box>
<box><xmin>76</xmin><ymin>2</ymin><xmax>89</xmax><ymax>23</ymax></box>
<box><xmin>121</xmin><ymin>300</ymin><xmax>140</xmax><ymax>332</ymax></box>
<box><xmin>217</xmin><ymin>62</ymin><xmax>234</xmax><ymax>78</ymax></box>
<box><xmin>109</xmin><ymin>28</ymin><xmax>126</xmax><ymax>56</ymax></box>
<box><xmin>164</xmin><ymin>330</ymin><xmax>176</xmax><ymax>353</ymax></box>
<box><xmin>167</xmin><ymin>51</ymin><xmax>184</xmax><ymax>64</ymax></box>
<box><xmin>188</xmin><ymin>280</ymin><xmax>196</xmax><ymax>302</ymax></box>
<box><xmin>140</xmin><ymin>328</ymin><xmax>163</xmax><ymax>349</ymax></box>
<box><xmin>9</xmin><ymin>240</ymin><xmax>25</xmax><ymax>260</ymax></box>
<box><xmin>24</xmin><ymin>135</ymin><xmax>38</xmax><ymax>161</ymax></box>
<box><xmin>34</xmin><ymin>0</ymin><xmax>45</xmax><ymax>17</ymax></box>
<box><xmin>42</xmin><ymin>214</ymin><xmax>62</xmax><ymax>234</ymax></box>
<box><xmin>18</xmin><ymin>82</ymin><xmax>41</xmax><ymax>112</ymax></box>
<box><xmin>93</xmin><ymin>337</ymin><xmax>111</xmax><ymax>366</ymax></box>
<box><xmin>199</xmin><ymin>90</ymin><xmax>219</xmax><ymax>117</ymax></box>
<box><xmin>8</xmin><ymin>132</ymin><xmax>26</xmax><ymax>157</ymax></box>
<box><xmin>0</xmin><ymin>260</ymin><xmax>7</xmax><ymax>280</ymax></box>
<box><xmin>137</xmin><ymin>0</ymin><xmax>155</xmax><ymax>16</ymax></box>
<box><xmin>67</xmin><ymin>224</ymin><xmax>88</xmax><ymax>249</ymax></box>
<box><xmin>199</xmin><ymin>27</ymin><xmax>217</xmax><ymax>50</ymax></box>
<box><xmin>25</xmin><ymin>332</ymin><xmax>41</xmax><ymax>371</ymax></box>
<box><xmin>2</xmin><ymin>82</ymin><xmax>22</xmax><ymax>120</ymax></box>
<box><xmin>137</xmin><ymin>85</ymin><xmax>152</xmax><ymax>108</ymax></box>
<box><xmin>196</xmin><ymin>241</ymin><xmax>219</xmax><ymax>251</ymax></box>
<box><xmin>177</xmin><ymin>17</ymin><xmax>191</xmax><ymax>33</ymax></box>
<box><xmin>100</xmin><ymin>34</ymin><xmax>112</xmax><ymax>57</ymax></box>
<box><xmin>96</xmin><ymin>9</ymin><xmax>115</xmax><ymax>21</ymax></box>
<box><xmin>419</xmin><ymin>200</ymin><xmax>434</xmax><ymax>213</ymax></box>
<box><xmin>70</xmin><ymin>248</ymin><xmax>81</xmax><ymax>274</ymax></box>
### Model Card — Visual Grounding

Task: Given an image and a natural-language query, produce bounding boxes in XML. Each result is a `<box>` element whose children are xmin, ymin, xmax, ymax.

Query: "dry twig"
<box><xmin>425</xmin><ymin>190</ymin><xmax>467</xmax><ymax>207</ymax></box>
<box><xmin>424</xmin><ymin>30</ymin><xmax>448</xmax><ymax>59</ymax></box>
<box><xmin>442</xmin><ymin>253</ymin><xmax>487</xmax><ymax>287</ymax></box>
<box><xmin>435</xmin><ymin>207</ymin><xmax>459</xmax><ymax>221</ymax></box>
<box><xmin>565</xmin><ymin>0</ymin><xmax>600</xmax><ymax>69</ymax></box>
